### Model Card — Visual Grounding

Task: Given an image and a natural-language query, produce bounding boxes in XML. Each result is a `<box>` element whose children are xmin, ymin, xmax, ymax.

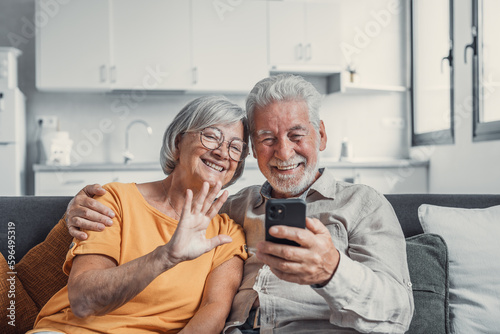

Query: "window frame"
<box><xmin>410</xmin><ymin>0</ymin><xmax>455</xmax><ymax>147</ymax></box>
<box><xmin>472</xmin><ymin>0</ymin><xmax>500</xmax><ymax>142</ymax></box>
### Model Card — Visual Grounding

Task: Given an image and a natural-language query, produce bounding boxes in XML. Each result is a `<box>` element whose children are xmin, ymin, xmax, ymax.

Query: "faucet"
<box><xmin>123</xmin><ymin>120</ymin><xmax>153</xmax><ymax>164</ymax></box>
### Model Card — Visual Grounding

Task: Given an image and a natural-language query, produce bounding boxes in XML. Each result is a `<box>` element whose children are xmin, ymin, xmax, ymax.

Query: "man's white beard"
<box><xmin>268</xmin><ymin>153</ymin><xmax>319</xmax><ymax>197</ymax></box>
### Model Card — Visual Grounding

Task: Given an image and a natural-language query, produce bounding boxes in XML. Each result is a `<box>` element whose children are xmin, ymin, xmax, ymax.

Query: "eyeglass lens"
<box><xmin>200</xmin><ymin>127</ymin><xmax>247</xmax><ymax>161</ymax></box>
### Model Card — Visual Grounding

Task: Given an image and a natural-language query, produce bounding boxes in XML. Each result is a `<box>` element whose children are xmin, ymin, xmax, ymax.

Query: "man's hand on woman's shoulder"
<box><xmin>65</xmin><ymin>184</ymin><xmax>115</xmax><ymax>241</ymax></box>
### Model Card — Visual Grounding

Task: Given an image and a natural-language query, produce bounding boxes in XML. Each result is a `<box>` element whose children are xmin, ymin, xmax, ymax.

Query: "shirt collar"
<box><xmin>255</xmin><ymin>167</ymin><xmax>337</xmax><ymax>208</ymax></box>
<box><xmin>309</xmin><ymin>167</ymin><xmax>337</xmax><ymax>200</ymax></box>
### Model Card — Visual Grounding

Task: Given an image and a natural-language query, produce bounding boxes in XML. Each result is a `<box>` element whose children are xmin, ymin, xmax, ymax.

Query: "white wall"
<box><xmin>410</xmin><ymin>0</ymin><xmax>500</xmax><ymax>194</ymax></box>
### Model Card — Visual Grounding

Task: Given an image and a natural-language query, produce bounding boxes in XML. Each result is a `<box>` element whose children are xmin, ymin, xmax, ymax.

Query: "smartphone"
<box><xmin>265</xmin><ymin>198</ymin><xmax>306</xmax><ymax>246</ymax></box>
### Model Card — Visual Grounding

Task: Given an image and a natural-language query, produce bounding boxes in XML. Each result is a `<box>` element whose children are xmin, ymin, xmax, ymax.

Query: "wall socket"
<box><xmin>36</xmin><ymin>115</ymin><xmax>58</xmax><ymax>129</ymax></box>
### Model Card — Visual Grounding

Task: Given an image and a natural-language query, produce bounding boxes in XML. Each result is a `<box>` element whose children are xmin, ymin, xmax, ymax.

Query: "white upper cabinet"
<box><xmin>191</xmin><ymin>0</ymin><xmax>268</xmax><ymax>93</ymax></box>
<box><xmin>36</xmin><ymin>0</ymin><xmax>111</xmax><ymax>90</ymax></box>
<box><xmin>36</xmin><ymin>0</ymin><xmax>343</xmax><ymax>92</ymax></box>
<box><xmin>37</xmin><ymin>0</ymin><xmax>191</xmax><ymax>91</ymax></box>
<box><xmin>268</xmin><ymin>2</ymin><xmax>305</xmax><ymax>66</ymax></box>
<box><xmin>304</xmin><ymin>2</ymin><xmax>342</xmax><ymax>66</ymax></box>
<box><xmin>269</xmin><ymin>0</ymin><xmax>342</xmax><ymax>69</ymax></box>
<box><xmin>36</xmin><ymin>0</ymin><xmax>267</xmax><ymax>92</ymax></box>
<box><xmin>111</xmin><ymin>0</ymin><xmax>191</xmax><ymax>90</ymax></box>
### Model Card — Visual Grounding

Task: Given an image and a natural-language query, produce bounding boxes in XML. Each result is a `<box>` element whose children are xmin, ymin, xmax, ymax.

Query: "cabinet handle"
<box><xmin>192</xmin><ymin>67</ymin><xmax>198</xmax><ymax>84</ymax></box>
<box><xmin>296</xmin><ymin>43</ymin><xmax>303</xmax><ymax>60</ymax></box>
<box><xmin>99</xmin><ymin>65</ymin><xmax>107</xmax><ymax>82</ymax></box>
<box><xmin>110</xmin><ymin>66</ymin><xmax>117</xmax><ymax>83</ymax></box>
<box><xmin>305</xmin><ymin>43</ymin><xmax>312</xmax><ymax>61</ymax></box>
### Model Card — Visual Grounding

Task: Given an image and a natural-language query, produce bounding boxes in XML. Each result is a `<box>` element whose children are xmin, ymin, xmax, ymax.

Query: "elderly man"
<box><xmin>66</xmin><ymin>74</ymin><xmax>414</xmax><ymax>333</ymax></box>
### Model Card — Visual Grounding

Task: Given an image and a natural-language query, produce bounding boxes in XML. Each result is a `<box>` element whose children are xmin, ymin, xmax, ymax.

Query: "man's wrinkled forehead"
<box><xmin>255</xmin><ymin>125</ymin><xmax>308</xmax><ymax>137</ymax></box>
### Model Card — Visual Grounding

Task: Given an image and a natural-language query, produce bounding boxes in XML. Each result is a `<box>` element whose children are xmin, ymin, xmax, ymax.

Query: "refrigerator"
<box><xmin>0</xmin><ymin>47</ymin><xmax>25</xmax><ymax>195</ymax></box>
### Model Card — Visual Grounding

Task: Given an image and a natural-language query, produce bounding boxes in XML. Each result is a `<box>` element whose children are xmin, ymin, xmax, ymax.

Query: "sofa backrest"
<box><xmin>0</xmin><ymin>196</ymin><xmax>72</xmax><ymax>261</ymax></box>
<box><xmin>386</xmin><ymin>194</ymin><xmax>500</xmax><ymax>238</ymax></box>
<box><xmin>2</xmin><ymin>194</ymin><xmax>500</xmax><ymax>260</ymax></box>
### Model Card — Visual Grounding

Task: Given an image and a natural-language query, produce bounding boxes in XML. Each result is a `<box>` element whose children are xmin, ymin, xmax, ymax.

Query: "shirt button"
<box><xmin>407</xmin><ymin>281</ymin><xmax>413</xmax><ymax>288</ymax></box>
<box><xmin>69</xmin><ymin>242</ymin><xmax>75</xmax><ymax>249</ymax></box>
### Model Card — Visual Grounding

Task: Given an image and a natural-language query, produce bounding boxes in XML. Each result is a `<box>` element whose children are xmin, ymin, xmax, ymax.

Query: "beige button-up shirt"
<box><xmin>222</xmin><ymin>168</ymin><xmax>414</xmax><ymax>334</ymax></box>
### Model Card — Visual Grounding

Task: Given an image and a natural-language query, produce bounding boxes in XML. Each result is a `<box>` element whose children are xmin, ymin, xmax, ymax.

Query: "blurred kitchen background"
<box><xmin>0</xmin><ymin>0</ymin><xmax>499</xmax><ymax>196</ymax></box>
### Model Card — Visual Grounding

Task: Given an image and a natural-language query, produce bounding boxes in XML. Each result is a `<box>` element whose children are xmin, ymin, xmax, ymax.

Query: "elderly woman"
<box><xmin>29</xmin><ymin>96</ymin><xmax>249</xmax><ymax>334</ymax></box>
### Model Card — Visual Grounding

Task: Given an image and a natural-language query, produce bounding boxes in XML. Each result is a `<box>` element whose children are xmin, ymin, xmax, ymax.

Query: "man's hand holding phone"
<box><xmin>257</xmin><ymin>199</ymin><xmax>340</xmax><ymax>286</ymax></box>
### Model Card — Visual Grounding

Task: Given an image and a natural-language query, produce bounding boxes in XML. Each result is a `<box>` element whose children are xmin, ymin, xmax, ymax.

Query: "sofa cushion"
<box><xmin>405</xmin><ymin>233</ymin><xmax>449</xmax><ymax>334</ymax></box>
<box><xmin>418</xmin><ymin>204</ymin><xmax>500</xmax><ymax>334</ymax></box>
<box><xmin>0</xmin><ymin>253</ymin><xmax>39</xmax><ymax>334</ymax></box>
<box><xmin>15</xmin><ymin>218</ymin><xmax>73</xmax><ymax>311</ymax></box>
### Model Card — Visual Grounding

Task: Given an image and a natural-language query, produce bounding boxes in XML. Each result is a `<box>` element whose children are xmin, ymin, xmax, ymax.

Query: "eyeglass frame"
<box><xmin>196</xmin><ymin>126</ymin><xmax>249</xmax><ymax>162</ymax></box>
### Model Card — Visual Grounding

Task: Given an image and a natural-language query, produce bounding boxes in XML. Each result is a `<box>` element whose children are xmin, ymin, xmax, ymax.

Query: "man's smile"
<box><xmin>273</xmin><ymin>163</ymin><xmax>303</xmax><ymax>171</ymax></box>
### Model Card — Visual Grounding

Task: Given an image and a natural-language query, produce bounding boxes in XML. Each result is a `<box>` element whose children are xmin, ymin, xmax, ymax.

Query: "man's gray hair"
<box><xmin>246</xmin><ymin>74</ymin><xmax>323</xmax><ymax>135</ymax></box>
<box><xmin>160</xmin><ymin>96</ymin><xmax>249</xmax><ymax>188</ymax></box>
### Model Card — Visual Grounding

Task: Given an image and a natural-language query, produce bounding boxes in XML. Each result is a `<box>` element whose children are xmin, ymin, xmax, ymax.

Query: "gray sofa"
<box><xmin>1</xmin><ymin>194</ymin><xmax>500</xmax><ymax>333</ymax></box>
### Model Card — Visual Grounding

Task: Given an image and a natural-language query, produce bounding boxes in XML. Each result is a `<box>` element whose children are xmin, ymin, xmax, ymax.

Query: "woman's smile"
<box><xmin>202</xmin><ymin>158</ymin><xmax>225</xmax><ymax>172</ymax></box>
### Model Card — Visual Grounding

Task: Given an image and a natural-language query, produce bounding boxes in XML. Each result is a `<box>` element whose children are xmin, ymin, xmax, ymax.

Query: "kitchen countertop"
<box><xmin>34</xmin><ymin>162</ymin><xmax>163</xmax><ymax>172</ymax></box>
<box><xmin>34</xmin><ymin>158</ymin><xmax>429</xmax><ymax>172</ymax></box>
<box><xmin>319</xmin><ymin>158</ymin><xmax>429</xmax><ymax>169</ymax></box>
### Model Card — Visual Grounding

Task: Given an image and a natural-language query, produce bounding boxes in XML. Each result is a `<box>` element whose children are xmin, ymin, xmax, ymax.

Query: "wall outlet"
<box><xmin>36</xmin><ymin>115</ymin><xmax>58</xmax><ymax>129</ymax></box>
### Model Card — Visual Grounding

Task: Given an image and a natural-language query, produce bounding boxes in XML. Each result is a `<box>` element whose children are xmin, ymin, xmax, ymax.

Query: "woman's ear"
<box><xmin>174</xmin><ymin>134</ymin><xmax>183</xmax><ymax>160</ymax></box>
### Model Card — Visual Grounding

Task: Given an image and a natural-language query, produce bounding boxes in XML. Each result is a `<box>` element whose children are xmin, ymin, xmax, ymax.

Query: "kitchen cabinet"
<box><xmin>35</xmin><ymin>171</ymin><xmax>115</xmax><ymax>196</ymax></box>
<box><xmin>354</xmin><ymin>166</ymin><xmax>428</xmax><ymax>194</ymax></box>
<box><xmin>36</xmin><ymin>0</ymin><xmax>111</xmax><ymax>90</ymax></box>
<box><xmin>111</xmin><ymin>0</ymin><xmax>192</xmax><ymax>90</ymax></box>
<box><xmin>36</xmin><ymin>0</ymin><xmax>348</xmax><ymax>93</ymax></box>
<box><xmin>113</xmin><ymin>170</ymin><xmax>165</xmax><ymax>184</ymax></box>
<box><xmin>268</xmin><ymin>1</ymin><xmax>342</xmax><ymax>68</ymax></box>
<box><xmin>327</xmin><ymin>164</ymin><xmax>428</xmax><ymax>194</ymax></box>
<box><xmin>190</xmin><ymin>0</ymin><xmax>268</xmax><ymax>93</ymax></box>
<box><xmin>36</xmin><ymin>0</ymin><xmax>268</xmax><ymax>92</ymax></box>
<box><xmin>37</xmin><ymin>0</ymin><xmax>191</xmax><ymax>91</ymax></box>
<box><xmin>34</xmin><ymin>166</ymin><xmax>164</xmax><ymax>196</ymax></box>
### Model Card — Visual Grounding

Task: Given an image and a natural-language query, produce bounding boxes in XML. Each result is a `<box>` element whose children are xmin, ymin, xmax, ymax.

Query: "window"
<box><xmin>470</xmin><ymin>0</ymin><xmax>500</xmax><ymax>141</ymax></box>
<box><xmin>410</xmin><ymin>0</ymin><xmax>454</xmax><ymax>146</ymax></box>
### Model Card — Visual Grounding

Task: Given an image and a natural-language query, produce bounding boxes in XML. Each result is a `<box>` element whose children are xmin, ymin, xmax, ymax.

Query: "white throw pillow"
<box><xmin>418</xmin><ymin>204</ymin><xmax>500</xmax><ymax>334</ymax></box>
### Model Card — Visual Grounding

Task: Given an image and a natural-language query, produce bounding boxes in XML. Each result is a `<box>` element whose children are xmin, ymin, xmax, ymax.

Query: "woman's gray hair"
<box><xmin>246</xmin><ymin>74</ymin><xmax>323</xmax><ymax>135</ymax></box>
<box><xmin>160</xmin><ymin>96</ymin><xmax>249</xmax><ymax>188</ymax></box>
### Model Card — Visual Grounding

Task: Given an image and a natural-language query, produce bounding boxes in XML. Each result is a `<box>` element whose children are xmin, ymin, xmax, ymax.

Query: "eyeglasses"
<box><xmin>199</xmin><ymin>127</ymin><xmax>249</xmax><ymax>162</ymax></box>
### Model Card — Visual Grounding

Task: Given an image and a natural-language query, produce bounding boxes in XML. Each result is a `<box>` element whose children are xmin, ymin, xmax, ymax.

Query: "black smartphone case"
<box><xmin>265</xmin><ymin>198</ymin><xmax>306</xmax><ymax>246</ymax></box>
